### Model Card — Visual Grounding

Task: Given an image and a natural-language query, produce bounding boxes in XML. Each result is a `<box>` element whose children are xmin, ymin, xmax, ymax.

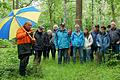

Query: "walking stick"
<box><xmin>21</xmin><ymin>26</ymin><xmax>33</xmax><ymax>39</ymax></box>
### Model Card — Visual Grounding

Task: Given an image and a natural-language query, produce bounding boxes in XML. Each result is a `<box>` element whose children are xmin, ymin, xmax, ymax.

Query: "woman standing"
<box><xmin>84</xmin><ymin>28</ymin><xmax>93</xmax><ymax>62</ymax></box>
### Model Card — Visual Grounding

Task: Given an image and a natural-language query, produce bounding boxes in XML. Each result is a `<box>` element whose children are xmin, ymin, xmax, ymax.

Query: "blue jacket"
<box><xmin>96</xmin><ymin>32</ymin><xmax>110</xmax><ymax>53</ymax></box>
<box><xmin>71</xmin><ymin>31</ymin><xmax>84</xmax><ymax>47</ymax></box>
<box><xmin>91</xmin><ymin>31</ymin><xmax>99</xmax><ymax>48</ymax></box>
<box><xmin>54</xmin><ymin>28</ymin><xmax>70</xmax><ymax>49</ymax></box>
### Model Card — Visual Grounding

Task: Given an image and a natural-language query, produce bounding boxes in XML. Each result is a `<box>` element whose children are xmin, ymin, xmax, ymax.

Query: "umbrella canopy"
<box><xmin>0</xmin><ymin>6</ymin><xmax>41</xmax><ymax>40</ymax></box>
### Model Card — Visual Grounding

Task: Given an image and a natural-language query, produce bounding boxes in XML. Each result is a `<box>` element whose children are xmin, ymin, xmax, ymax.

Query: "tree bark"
<box><xmin>92</xmin><ymin>0</ymin><xmax>94</xmax><ymax>27</ymax></box>
<box><xmin>13</xmin><ymin>0</ymin><xmax>15</xmax><ymax>9</ymax></box>
<box><xmin>76</xmin><ymin>0</ymin><xmax>82</xmax><ymax>27</ymax></box>
<box><xmin>48</xmin><ymin>0</ymin><xmax>54</xmax><ymax>29</ymax></box>
<box><xmin>64</xmin><ymin>0</ymin><xmax>67</xmax><ymax>23</ymax></box>
<box><xmin>2</xmin><ymin>0</ymin><xmax>5</xmax><ymax>2</ymax></box>
<box><xmin>111</xmin><ymin>1</ymin><xmax>115</xmax><ymax>21</ymax></box>
<box><xmin>16</xmin><ymin>0</ymin><xmax>19</xmax><ymax>9</ymax></box>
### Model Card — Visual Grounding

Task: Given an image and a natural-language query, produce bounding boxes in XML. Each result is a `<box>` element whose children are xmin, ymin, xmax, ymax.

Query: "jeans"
<box><xmin>43</xmin><ymin>46</ymin><xmax>49</xmax><ymax>59</ymax></box>
<box><xmin>70</xmin><ymin>46</ymin><xmax>73</xmax><ymax>57</ymax></box>
<box><xmin>83</xmin><ymin>49</ymin><xmax>91</xmax><ymax>62</ymax></box>
<box><xmin>119</xmin><ymin>44</ymin><xmax>120</xmax><ymax>52</ymax></box>
<box><xmin>91</xmin><ymin>46</ymin><xmax>97</xmax><ymax>61</ymax></box>
<box><xmin>111</xmin><ymin>44</ymin><xmax>119</xmax><ymax>54</ymax></box>
<box><xmin>67</xmin><ymin>48</ymin><xmax>71</xmax><ymax>64</ymax></box>
<box><xmin>97</xmin><ymin>51</ymin><xmax>105</xmax><ymax>63</ymax></box>
<box><xmin>58</xmin><ymin>48</ymin><xmax>68</xmax><ymax>64</ymax></box>
<box><xmin>34</xmin><ymin>50</ymin><xmax>43</xmax><ymax>64</ymax></box>
<box><xmin>19</xmin><ymin>54</ymin><xmax>29</xmax><ymax>76</ymax></box>
<box><xmin>48</xmin><ymin>45</ymin><xmax>56</xmax><ymax>60</ymax></box>
<box><xmin>73</xmin><ymin>47</ymin><xmax>84</xmax><ymax>64</ymax></box>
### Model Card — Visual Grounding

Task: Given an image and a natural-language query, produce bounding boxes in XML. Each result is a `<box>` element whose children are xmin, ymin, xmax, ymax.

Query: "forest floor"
<box><xmin>0</xmin><ymin>47</ymin><xmax>120</xmax><ymax>80</ymax></box>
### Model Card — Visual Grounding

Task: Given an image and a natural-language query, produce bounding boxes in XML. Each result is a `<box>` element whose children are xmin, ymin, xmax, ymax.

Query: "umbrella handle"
<box><xmin>21</xmin><ymin>27</ymin><xmax>33</xmax><ymax>39</ymax></box>
<box><xmin>21</xmin><ymin>27</ymin><xmax>36</xmax><ymax>44</ymax></box>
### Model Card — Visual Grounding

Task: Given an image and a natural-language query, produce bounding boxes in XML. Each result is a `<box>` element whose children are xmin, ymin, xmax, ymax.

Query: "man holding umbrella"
<box><xmin>16</xmin><ymin>21</ymin><xmax>35</xmax><ymax>76</ymax></box>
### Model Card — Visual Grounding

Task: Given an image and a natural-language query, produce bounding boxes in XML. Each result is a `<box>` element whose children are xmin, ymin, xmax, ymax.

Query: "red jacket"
<box><xmin>16</xmin><ymin>27</ymin><xmax>32</xmax><ymax>45</ymax></box>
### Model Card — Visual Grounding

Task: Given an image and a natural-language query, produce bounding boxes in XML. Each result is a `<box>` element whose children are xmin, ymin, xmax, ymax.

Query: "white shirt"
<box><xmin>84</xmin><ymin>34</ymin><xmax>93</xmax><ymax>49</ymax></box>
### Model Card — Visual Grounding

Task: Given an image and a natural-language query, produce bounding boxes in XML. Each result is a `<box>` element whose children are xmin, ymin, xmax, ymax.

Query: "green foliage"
<box><xmin>0</xmin><ymin>2</ymin><xmax>12</xmax><ymax>18</ymax></box>
<box><xmin>1</xmin><ymin>0</ymin><xmax>120</xmax><ymax>30</ymax></box>
<box><xmin>39</xmin><ymin>0</ymin><xmax>64</xmax><ymax>29</ymax></box>
<box><xmin>38</xmin><ymin>0</ymin><xmax>120</xmax><ymax>30</ymax></box>
<box><xmin>0</xmin><ymin>41</ymin><xmax>120</xmax><ymax>80</ymax></box>
<box><xmin>0</xmin><ymin>39</ymin><xmax>14</xmax><ymax>48</ymax></box>
<box><xmin>106</xmin><ymin>53</ymin><xmax>120</xmax><ymax>67</ymax></box>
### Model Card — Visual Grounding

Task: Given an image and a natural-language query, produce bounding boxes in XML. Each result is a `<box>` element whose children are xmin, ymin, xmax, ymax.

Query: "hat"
<box><xmin>60</xmin><ymin>22</ymin><xmax>65</xmax><ymax>26</ymax></box>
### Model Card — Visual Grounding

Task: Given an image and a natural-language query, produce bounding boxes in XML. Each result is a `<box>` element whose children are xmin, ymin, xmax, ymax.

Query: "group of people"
<box><xmin>16</xmin><ymin>21</ymin><xmax>120</xmax><ymax>76</ymax></box>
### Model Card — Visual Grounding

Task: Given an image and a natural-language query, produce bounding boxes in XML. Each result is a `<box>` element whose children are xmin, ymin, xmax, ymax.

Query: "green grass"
<box><xmin>0</xmin><ymin>47</ymin><xmax>120</xmax><ymax>80</ymax></box>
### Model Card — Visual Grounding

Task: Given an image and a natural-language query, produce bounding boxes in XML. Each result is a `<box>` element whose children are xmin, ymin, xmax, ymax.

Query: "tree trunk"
<box><xmin>111</xmin><ymin>1</ymin><xmax>115</xmax><ymax>21</ymax></box>
<box><xmin>16</xmin><ymin>0</ymin><xmax>19</xmax><ymax>9</ymax></box>
<box><xmin>98</xmin><ymin>0</ymin><xmax>102</xmax><ymax>25</ymax></box>
<box><xmin>76</xmin><ymin>0</ymin><xmax>82</xmax><ymax>27</ymax></box>
<box><xmin>13</xmin><ymin>0</ymin><xmax>15</xmax><ymax>9</ymax></box>
<box><xmin>2</xmin><ymin>0</ymin><xmax>5</xmax><ymax>2</ymax></box>
<box><xmin>49</xmin><ymin>10</ymin><xmax>52</xmax><ymax>29</ymax></box>
<box><xmin>64</xmin><ymin>0</ymin><xmax>67</xmax><ymax>23</ymax></box>
<box><xmin>48</xmin><ymin>0</ymin><xmax>54</xmax><ymax>29</ymax></box>
<box><xmin>92</xmin><ymin>0</ymin><xmax>94</xmax><ymax>27</ymax></box>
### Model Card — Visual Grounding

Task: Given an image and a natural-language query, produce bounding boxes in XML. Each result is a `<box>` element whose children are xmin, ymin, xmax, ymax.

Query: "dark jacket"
<box><xmin>108</xmin><ymin>28</ymin><xmax>120</xmax><ymax>44</ymax></box>
<box><xmin>18</xmin><ymin>43</ymin><xmax>32</xmax><ymax>59</ymax></box>
<box><xmin>34</xmin><ymin>30</ymin><xmax>44</xmax><ymax>50</ymax></box>
<box><xmin>43</xmin><ymin>32</ymin><xmax>51</xmax><ymax>47</ymax></box>
<box><xmin>50</xmin><ymin>32</ymin><xmax>55</xmax><ymax>45</ymax></box>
